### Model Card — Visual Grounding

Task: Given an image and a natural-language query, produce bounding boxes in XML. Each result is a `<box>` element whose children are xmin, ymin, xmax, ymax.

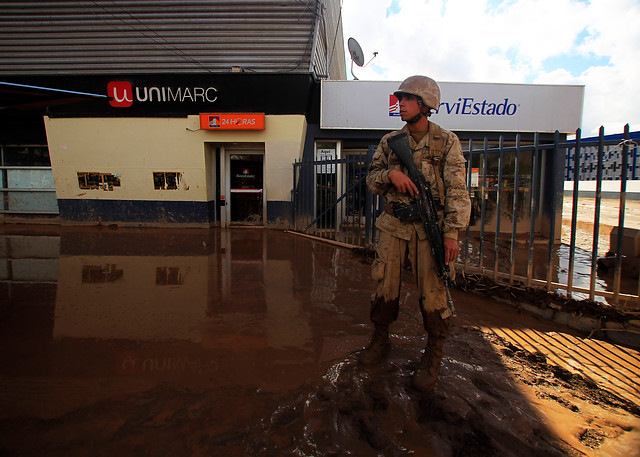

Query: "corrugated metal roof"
<box><xmin>0</xmin><ymin>0</ymin><xmax>346</xmax><ymax>79</ymax></box>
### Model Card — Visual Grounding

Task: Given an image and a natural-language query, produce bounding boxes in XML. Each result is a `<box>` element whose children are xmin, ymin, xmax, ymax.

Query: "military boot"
<box><xmin>359</xmin><ymin>324</ymin><xmax>390</xmax><ymax>366</ymax></box>
<box><xmin>412</xmin><ymin>309</ymin><xmax>450</xmax><ymax>392</ymax></box>
<box><xmin>412</xmin><ymin>337</ymin><xmax>446</xmax><ymax>392</ymax></box>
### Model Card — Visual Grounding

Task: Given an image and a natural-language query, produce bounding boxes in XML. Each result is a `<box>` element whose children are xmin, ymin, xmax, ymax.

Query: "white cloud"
<box><xmin>342</xmin><ymin>0</ymin><xmax>640</xmax><ymax>136</ymax></box>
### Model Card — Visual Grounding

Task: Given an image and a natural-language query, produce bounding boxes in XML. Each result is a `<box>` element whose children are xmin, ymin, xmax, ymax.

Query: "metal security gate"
<box><xmin>292</xmin><ymin>148</ymin><xmax>382</xmax><ymax>246</ymax></box>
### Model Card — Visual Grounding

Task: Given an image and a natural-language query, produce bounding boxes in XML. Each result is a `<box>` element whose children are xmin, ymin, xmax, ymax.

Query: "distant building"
<box><xmin>566</xmin><ymin>130</ymin><xmax>640</xmax><ymax>181</ymax></box>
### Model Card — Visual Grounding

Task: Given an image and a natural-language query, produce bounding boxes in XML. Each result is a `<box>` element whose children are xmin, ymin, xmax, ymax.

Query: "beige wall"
<box><xmin>44</xmin><ymin>115</ymin><xmax>307</xmax><ymax>204</ymax></box>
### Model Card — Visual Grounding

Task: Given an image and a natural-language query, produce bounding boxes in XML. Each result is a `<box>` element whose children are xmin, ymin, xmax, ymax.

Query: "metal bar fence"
<box><xmin>494</xmin><ymin>136</ymin><xmax>504</xmax><ymax>282</ymax></box>
<box><xmin>526</xmin><ymin>132</ymin><xmax>540</xmax><ymax>287</ymax></box>
<box><xmin>546</xmin><ymin>131</ymin><xmax>560</xmax><ymax>292</ymax></box>
<box><xmin>568</xmin><ymin>129</ymin><xmax>581</xmax><ymax>296</ymax></box>
<box><xmin>291</xmin><ymin>126</ymin><xmax>639</xmax><ymax>308</ymax></box>
<box><xmin>293</xmin><ymin>154</ymin><xmax>383</xmax><ymax>246</ymax></box>
<box><xmin>589</xmin><ymin>128</ymin><xmax>605</xmax><ymax>301</ymax></box>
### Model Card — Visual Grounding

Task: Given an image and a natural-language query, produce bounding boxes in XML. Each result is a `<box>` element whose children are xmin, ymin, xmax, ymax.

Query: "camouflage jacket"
<box><xmin>366</xmin><ymin>122</ymin><xmax>471</xmax><ymax>241</ymax></box>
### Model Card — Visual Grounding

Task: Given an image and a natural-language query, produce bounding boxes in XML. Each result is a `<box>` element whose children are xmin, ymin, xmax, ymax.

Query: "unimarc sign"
<box><xmin>107</xmin><ymin>81</ymin><xmax>218</xmax><ymax>108</ymax></box>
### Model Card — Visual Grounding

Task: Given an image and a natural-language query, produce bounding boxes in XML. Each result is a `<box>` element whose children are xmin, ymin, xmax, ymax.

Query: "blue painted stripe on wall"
<box><xmin>58</xmin><ymin>199</ymin><xmax>293</xmax><ymax>225</ymax></box>
<box><xmin>58</xmin><ymin>199</ymin><xmax>215</xmax><ymax>224</ymax></box>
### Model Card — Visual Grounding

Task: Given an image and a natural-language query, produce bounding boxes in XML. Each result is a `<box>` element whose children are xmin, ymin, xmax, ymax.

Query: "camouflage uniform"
<box><xmin>366</xmin><ymin>121</ymin><xmax>471</xmax><ymax>323</ymax></box>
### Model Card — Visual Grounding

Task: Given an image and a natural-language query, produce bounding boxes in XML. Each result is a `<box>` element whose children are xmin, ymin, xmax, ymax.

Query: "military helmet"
<box><xmin>393</xmin><ymin>75</ymin><xmax>441</xmax><ymax>111</ymax></box>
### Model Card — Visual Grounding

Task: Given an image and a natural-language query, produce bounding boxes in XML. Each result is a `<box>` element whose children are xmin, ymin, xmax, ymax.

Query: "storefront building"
<box><xmin>24</xmin><ymin>73</ymin><xmax>321</xmax><ymax>227</ymax></box>
<box><xmin>0</xmin><ymin>0</ymin><xmax>345</xmax><ymax>227</ymax></box>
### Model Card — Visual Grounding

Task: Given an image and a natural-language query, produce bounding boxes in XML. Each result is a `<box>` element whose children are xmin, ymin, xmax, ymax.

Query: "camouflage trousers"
<box><xmin>370</xmin><ymin>229</ymin><xmax>453</xmax><ymax>325</ymax></box>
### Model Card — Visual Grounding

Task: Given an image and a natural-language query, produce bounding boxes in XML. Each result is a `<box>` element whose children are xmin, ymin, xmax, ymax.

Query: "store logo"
<box><xmin>389</xmin><ymin>95</ymin><xmax>400</xmax><ymax>117</ymax></box>
<box><xmin>108</xmin><ymin>81</ymin><xmax>133</xmax><ymax>107</ymax></box>
<box><xmin>208</xmin><ymin>115</ymin><xmax>221</xmax><ymax>128</ymax></box>
<box><xmin>107</xmin><ymin>81</ymin><xmax>218</xmax><ymax>108</ymax></box>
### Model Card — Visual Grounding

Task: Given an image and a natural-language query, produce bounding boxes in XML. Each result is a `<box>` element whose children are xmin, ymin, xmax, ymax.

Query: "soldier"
<box><xmin>362</xmin><ymin>75</ymin><xmax>471</xmax><ymax>392</ymax></box>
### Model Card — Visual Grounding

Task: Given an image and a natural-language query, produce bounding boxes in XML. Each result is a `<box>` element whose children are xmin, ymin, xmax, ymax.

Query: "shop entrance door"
<box><xmin>226</xmin><ymin>150</ymin><xmax>264</xmax><ymax>225</ymax></box>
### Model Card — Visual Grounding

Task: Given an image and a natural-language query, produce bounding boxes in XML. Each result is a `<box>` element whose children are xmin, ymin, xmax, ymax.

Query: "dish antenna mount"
<box><xmin>348</xmin><ymin>37</ymin><xmax>378</xmax><ymax>80</ymax></box>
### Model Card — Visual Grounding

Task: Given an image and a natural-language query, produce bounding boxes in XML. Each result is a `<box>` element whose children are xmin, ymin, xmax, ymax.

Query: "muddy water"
<box><xmin>561</xmin><ymin>196</ymin><xmax>640</xmax><ymax>303</ymax></box>
<box><xmin>458</xmin><ymin>197</ymin><xmax>640</xmax><ymax>307</ymax></box>
<box><xmin>0</xmin><ymin>225</ymin><xmax>638</xmax><ymax>456</ymax></box>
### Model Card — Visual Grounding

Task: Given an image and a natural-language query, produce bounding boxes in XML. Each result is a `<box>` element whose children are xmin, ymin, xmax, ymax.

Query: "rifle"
<box><xmin>386</xmin><ymin>132</ymin><xmax>456</xmax><ymax>317</ymax></box>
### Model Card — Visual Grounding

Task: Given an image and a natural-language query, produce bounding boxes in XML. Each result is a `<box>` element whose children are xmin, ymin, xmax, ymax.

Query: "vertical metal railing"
<box><xmin>526</xmin><ymin>133</ymin><xmax>540</xmax><ymax>287</ymax></box>
<box><xmin>567</xmin><ymin>129</ymin><xmax>581</xmax><ymax>296</ymax></box>
<box><xmin>494</xmin><ymin>136</ymin><xmax>504</xmax><ymax>281</ymax></box>
<box><xmin>479</xmin><ymin>138</ymin><xmax>488</xmax><ymax>271</ymax></box>
<box><xmin>545</xmin><ymin>131</ymin><xmax>560</xmax><ymax>291</ymax></box>
<box><xmin>613</xmin><ymin>124</ymin><xmax>630</xmax><ymax>302</ymax></box>
<box><xmin>589</xmin><ymin>128</ymin><xmax>605</xmax><ymax>301</ymax></box>
<box><xmin>463</xmin><ymin>139</ymin><xmax>473</xmax><ymax>272</ymax></box>
<box><xmin>509</xmin><ymin>135</ymin><xmax>520</xmax><ymax>282</ymax></box>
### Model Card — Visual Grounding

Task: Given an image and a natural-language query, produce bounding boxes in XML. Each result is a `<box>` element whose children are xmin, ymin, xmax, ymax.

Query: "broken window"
<box><xmin>153</xmin><ymin>172</ymin><xmax>181</xmax><ymax>190</ymax></box>
<box><xmin>156</xmin><ymin>267</ymin><xmax>184</xmax><ymax>285</ymax></box>
<box><xmin>77</xmin><ymin>172</ymin><xmax>121</xmax><ymax>191</ymax></box>
<box><xmin>102</xmin><ymin>173</ymin><xmax>121</xmax><ymax>189</ymax></box>
<box><xmin>82</xmin><ymin>264</ymin><xmax>124</xmax><ymax>283</ymax></box>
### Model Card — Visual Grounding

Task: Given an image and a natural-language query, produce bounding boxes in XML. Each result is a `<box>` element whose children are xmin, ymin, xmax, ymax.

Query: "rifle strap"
<box><xmin>428</xmin><ymin>122</ymin><xmax>446</xmax><ymax>204</ymax></box>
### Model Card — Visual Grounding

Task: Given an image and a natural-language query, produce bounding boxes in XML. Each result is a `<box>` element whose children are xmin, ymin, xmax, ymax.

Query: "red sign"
<box><xmin>200</xmin><ymin>113</ymin><xmax>265</xmax><ymax>130</ymax></box>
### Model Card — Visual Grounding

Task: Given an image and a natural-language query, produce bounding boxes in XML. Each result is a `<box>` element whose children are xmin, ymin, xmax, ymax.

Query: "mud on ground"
<box><xmin>0</xmin><ymin>226</ymin><xmax>638</xmax><ymax>456</ymax></box>
<box><xmin>1</xmin><ymin>322</ymin><xmax>637</xmax><ymax>457</ymax></box>
<box><xmin>247</xmin><ymin>324</ymin><xmax>640</xmax><ymax>457</ymax></box>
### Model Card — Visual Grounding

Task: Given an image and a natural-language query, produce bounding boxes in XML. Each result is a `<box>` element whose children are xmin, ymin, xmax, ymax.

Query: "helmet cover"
<box><xmin>393</xmin><ymin>75</ymin><xmax>441</xmax><ymax>111</ymax></box>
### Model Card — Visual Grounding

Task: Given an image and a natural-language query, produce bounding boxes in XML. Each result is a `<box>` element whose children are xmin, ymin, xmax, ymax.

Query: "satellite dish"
<box><xmin>348</xmin><ymin>37</ymin><xmax>365</xmax><ymax>67</ymax></box>
<box><xmin>347</xmin><ymin>37</ymin><xmax>378</xmax><ymax>80</ymax></box>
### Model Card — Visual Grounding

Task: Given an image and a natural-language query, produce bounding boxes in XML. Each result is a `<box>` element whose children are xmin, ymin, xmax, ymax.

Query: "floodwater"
<box><xmin>455</xmin><ymin>196</ymin><xmax>640</xmax><ymax>306</ymax></box>
<box><xmin>0</xmin><ymin>225</ymin><xmax>638</xmax><ymax>456</ymax></box>
<box><xmin>559</xmin><ymin>196</ymin><xmax>640</xmax><ymax>302</ymax></box>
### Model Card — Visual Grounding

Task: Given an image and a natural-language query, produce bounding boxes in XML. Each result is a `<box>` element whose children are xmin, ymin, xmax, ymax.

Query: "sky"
<box><xmin>341</xmin><ymin>0</ymin><xmax>640</xmax><ymax>137</ymax></box>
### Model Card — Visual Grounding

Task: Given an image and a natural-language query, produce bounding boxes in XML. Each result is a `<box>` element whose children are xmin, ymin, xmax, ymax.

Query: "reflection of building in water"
<box><xmin>0</xmin><ymin>229</ymin><xmax>361</xmax><ymax>353</ymax></box>
<box><xmin>55</xmin><ymin>253</ymin><xmax>210</xmax><ymax>341</ymax></box>
<box><xmin>0</xmin><ymin>233</ymin><xmax>60</xmax><ymax>352</ymax></box>
<box><xmin>0</xmin><ymin>234</ymin><xmax>60</xmax><ymax>283</ymax></box>
<box><xmin>1</xmin><ymin>227</ymin><xmax>365</xmax><ymax>399</ymax></box>
<box><xmin>208</xmin><ymin>229</ymin><xmax>313</xmax><ymax>352</ymax></box>
<box><xmin>82</xmin><ymin>264</ymin><xmax>124</xmax><ymax>283</ymax></box>
<box><xmin>53</xmin><ymin>229</ymin><xmax>314</xmax><ymax>354</ymax></box>
<box><xmin>0</xmin><ymin>227</ymin><xmax>373</xmax><ymax>424</ymax></box>
<box><xmin>310</xmin><ymin>248</ymin><xmax>338</xmax><ymax>307</ymax></box>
